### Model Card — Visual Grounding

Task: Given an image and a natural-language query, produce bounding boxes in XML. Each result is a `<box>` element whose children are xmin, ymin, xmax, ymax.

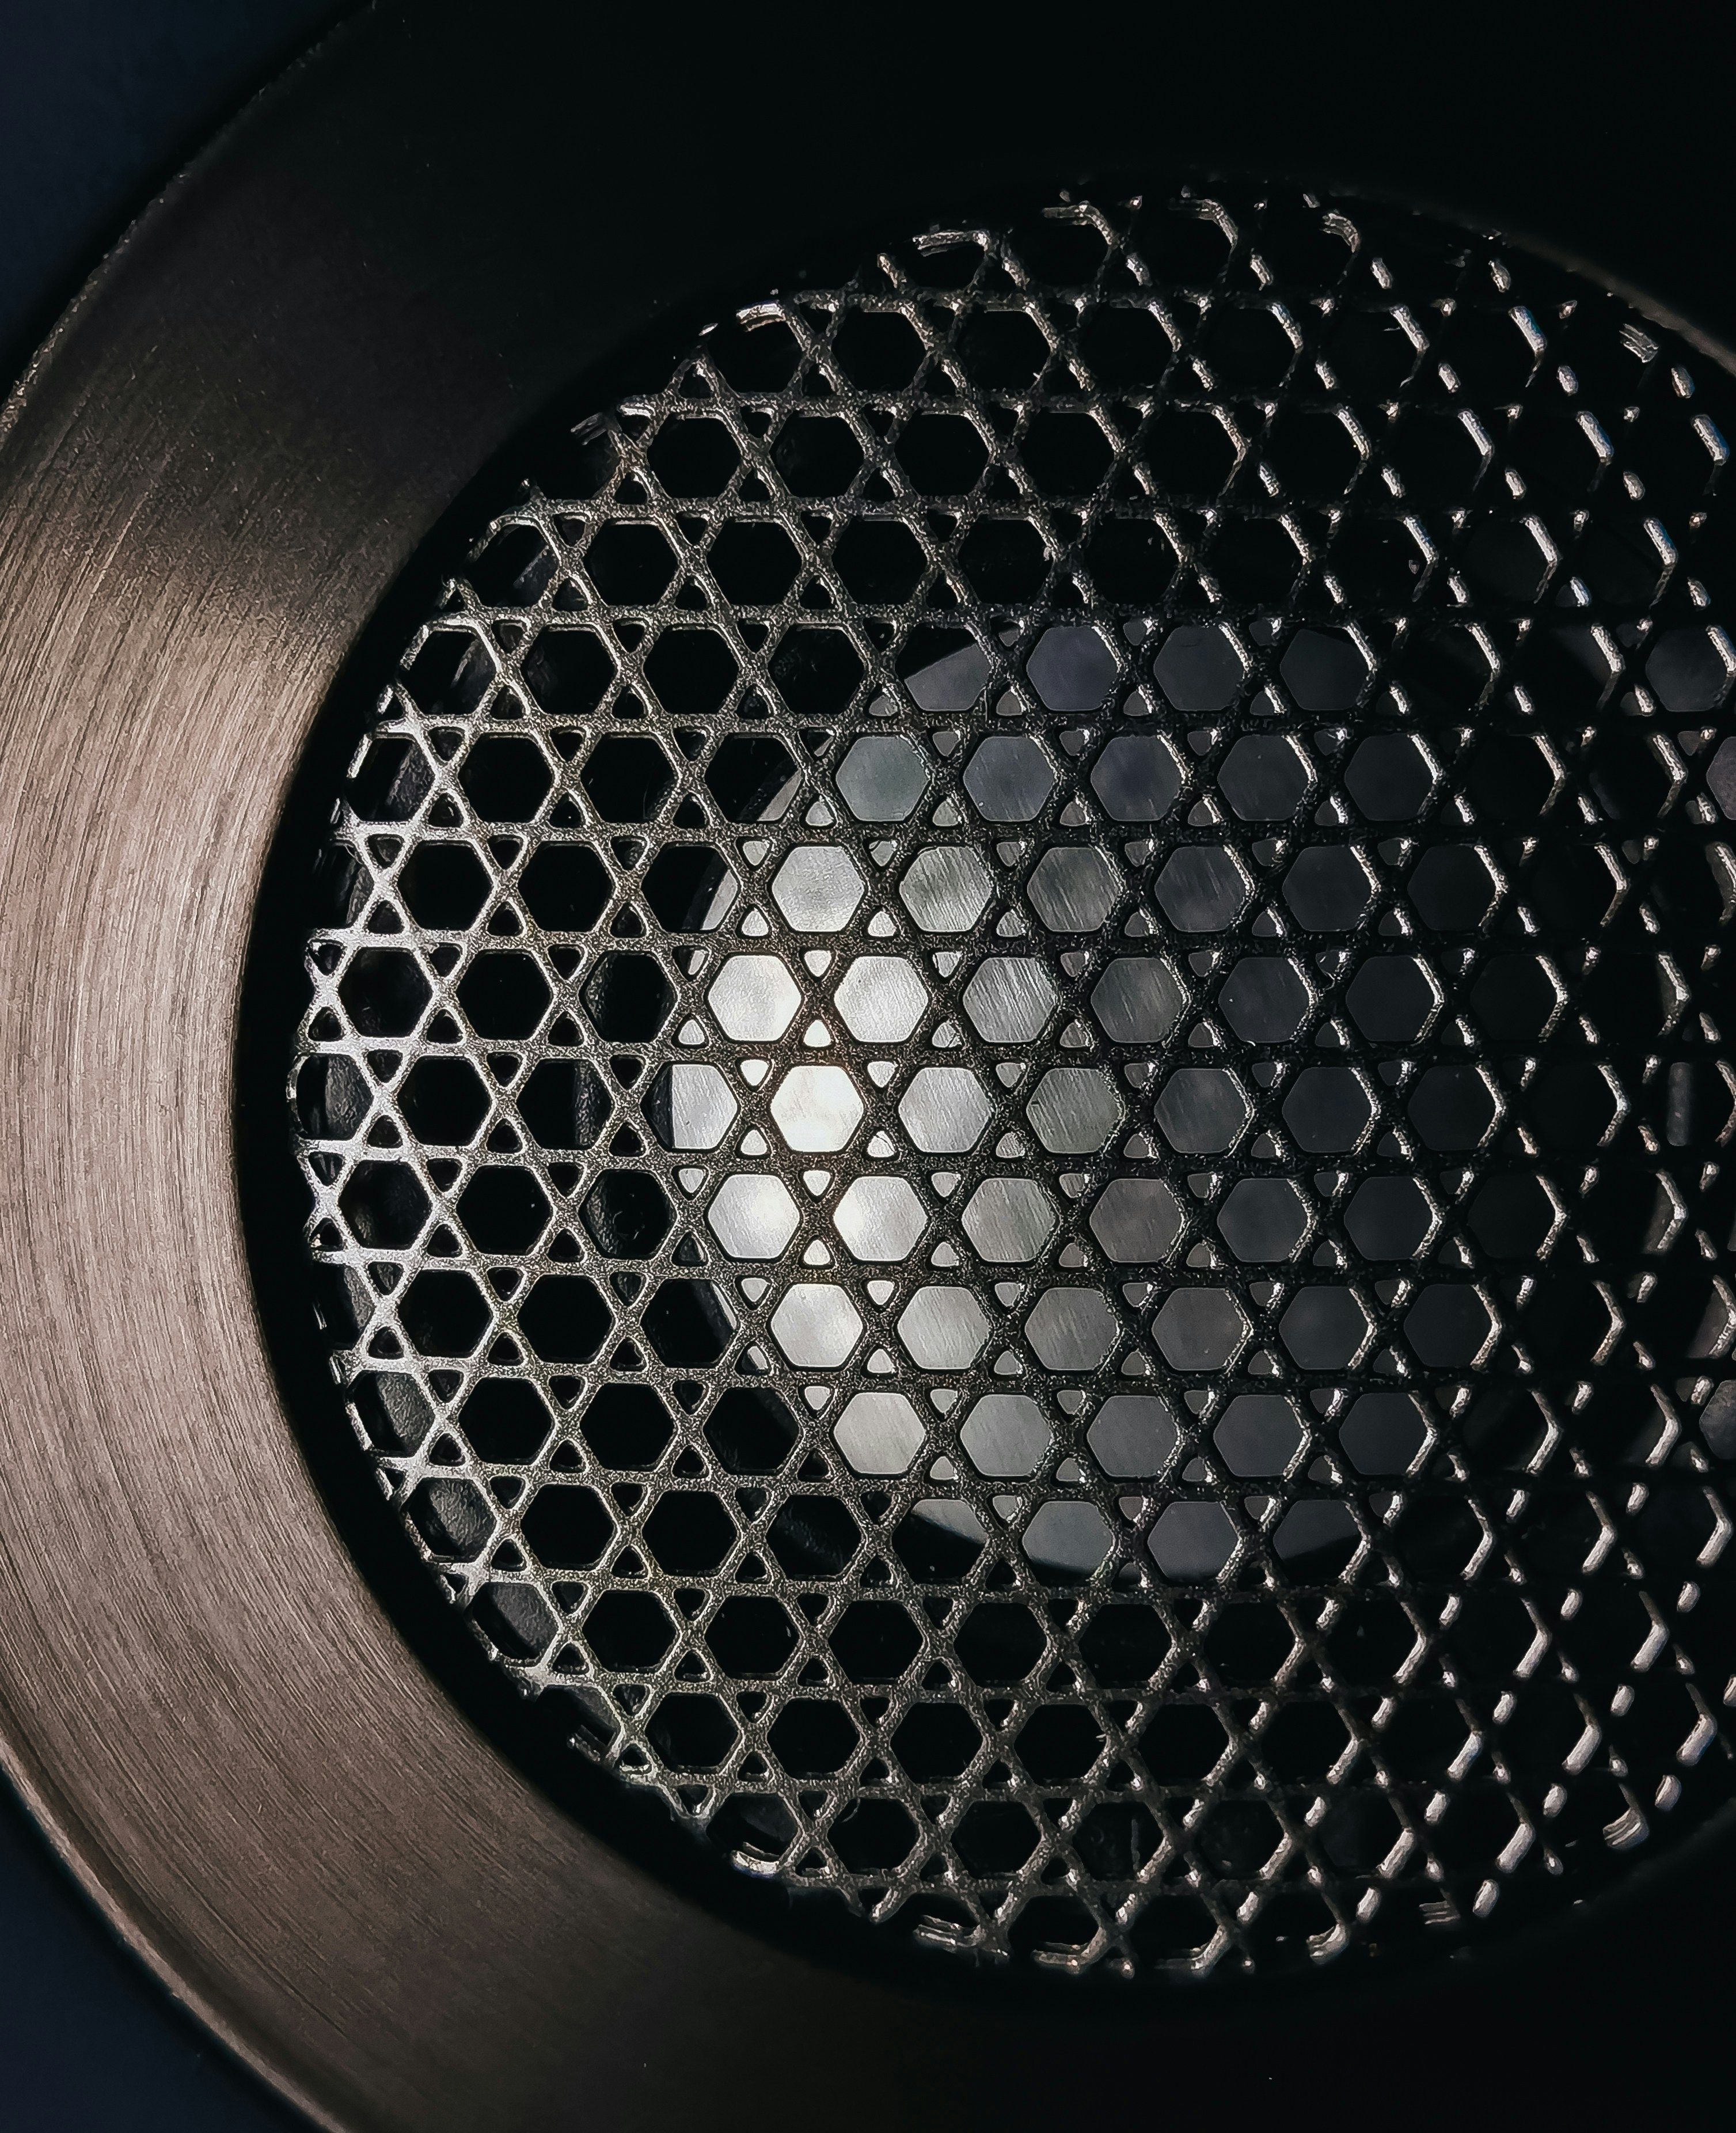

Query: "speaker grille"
<box><xmin>287</xmin><ymin>183</ymin><xmax>1736</xmax><ymax>1979</ymax></box>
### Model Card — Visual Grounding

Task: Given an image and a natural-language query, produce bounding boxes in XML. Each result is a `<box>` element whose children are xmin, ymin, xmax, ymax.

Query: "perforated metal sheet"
<box><xmin>287</xmin><ymin>181</ymin><xmax>1736</xmax><ymax>1980</ymax></box>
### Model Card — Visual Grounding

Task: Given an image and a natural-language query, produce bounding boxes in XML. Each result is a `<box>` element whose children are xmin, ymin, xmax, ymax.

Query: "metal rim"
<box><xmin>3</xmin><ymin>9</ymin><xmax>1736</xmax><ymax>2128</ymax></box>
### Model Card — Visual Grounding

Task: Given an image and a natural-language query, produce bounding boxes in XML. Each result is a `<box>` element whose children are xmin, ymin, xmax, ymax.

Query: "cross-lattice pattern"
<box><xmin>288</xmin><ymin>182</ymin><xmax>1736</xmax><ymax>1981</ymax></box>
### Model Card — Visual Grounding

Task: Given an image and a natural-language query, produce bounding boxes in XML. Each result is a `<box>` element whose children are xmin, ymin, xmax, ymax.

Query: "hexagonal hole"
<box><xmin>831</xmin><ymin>518</ymin><xmax>925</xmax><ymax>602</ymax></box>
<box><xmin>1078</xmin><ymin>1605</ymin><xmax>1171</xmax><ymax>1687</ymax></box>
<box><xmin>706</xmin><ymin>1596</ymin><xmax>799</xmax><ymax>1676</ymax></box>
<box><xmin>643</xmin><ymin>1491</ymin><xmax>738</xmax><ymax>1574</ymax></box>
<box><xmin>338</xmin><ymin>948</ymin><xmax>430</xmax><ymax>1037</ymax></box>
<box><xmin>831</xmin><ymin>1390</ymin><xmax>925</xmax><ymax>1475</ymax></box>
<box><xmin>957</xmin><ymin>303</ymin><xmax>1049</xmax><ymax>385</ymax></box>
<box><xmin>516</xmin><ymin>1059</ymin><xmax>611</xmax><ymax>1150</ymax></box>
<box><xmin>1153</xmin><ymin>845</ymin><xmax>1252</xmax><ymax>932</ymax></box>
<box><xmin>1282</xmin><ymin>847</ymin><xmax>1374</xmax><ymax>931</ymax></box>
<box><xmin>891</xmin><ymin>1501</ymin><xmax>986</xmax><ymax>1581</ymax></box>
<box><xmin>1023</xmin><ymin>1501</ymin><xmax>1114</xmax><ymax>1580</ymax></box>
<box><xmin>1153</xmin><ymin>1067</ymin><xmax>1250</xmax><ymax>1155</ymax></box>
<box><xmin>830</xmin><ymin>1800</ymin><xmax>917</xmax><ymax>1872</ymax></box>
<box><xmin>708</xmin><ymin>521</ymin><xmax>801</xmax><ymax>605</ymax></box>
<box><xmin>959</xmin><ymin>1394</ymin><xmax>1051</xmax><ymax>1477</ymax></box>
<box><xmin>1343</xmin><ymin>1175</ymin><xmax>1435</xmax><ymax>1259</ymax></box>
<box><xmin>517</xmin><ymin>1274</ymin><xmax>611</xmax><ymax>1362</ymax></box>
<box><xmin>963</xmin><ymin>957</ymin><xmax>1057</xmax><ymax>1045</ymax></box>
<box><xmin>1027</xmin><ymin>1067</ymin><xmax>1123</xmax><ymax>1154</ymax></box>
<box><xmin>1278</xmin><ymin>1286</ymin><xmax>1372</xmax><ymax>1369</ymax></box>
<box><xmin>704</xmin><ymin>1386</ymin><xmax>799</xmax><ymax>1474</ymax></box>
<box><xmin>772</xmin><ymin>414</ymin><xmax>862</xmax><ymax>496</ymax></box>
<box><xmin>707</xmin><ymin>1174</ymin><xmax>800</xmax><ymax>1259</ymax></box>
<box><xmin>1202</xmin><ymin>1601</ymin><xmax>1296</xmax><ymax>1687</ymax></box>
<box><xmin>1089</xmin><ymin>956</ymin><xmax>1185</xmax><ymax>1044</ymax></box>
<box><xmin>833</xmin><ymin>308</ymin><xmax>926</xmax><ymax>388</ymax></box>
<box><xmin>457</xmin><ymin>1167</ymin><xmax>551</xmax><ymax>1253</ymax></box>
<box><xmin>584</xmin><ymin>1591</ymin><xmax>677</xmax><ymax>1669</ymax></box>
<box><xmin>1026</xmin><ymin>845</ymin><xmax>1123</xmax><ymax>932</ymax></box>
<box><xmin>579</xmin><ymin>1383</ymin><xmax>674</xmax><ymax>1468</ymax></box>
<box><xmin>521</xmin><ymin>1483</ymin><xmax>613</xmax><ymax>1568</ymax></box>
<box><xmin>646</xmin><ymin>1693</ymin><xmax>737</xmax><ymax>1771</ymax></box>
<box><xmin>771</xmin><ymin>845</ymin><xmax>865</xmax><ymax>931</ymax></box>
<box><xmin>519</xmin><ymin>844</ymin><xmax>610</xmax><ymax>931</ymax></box>
<box><xmin>955</xmin><ymin>1603</ymin><xmax>1045</xmax><ymax>1684</ymax></box>
<box><xmin>459</xmin><ymin>737</ymin><xmax>552</xmax><ymax>823</ymax></box>
<box><xmin>581</xmin><ymin>952</ymin><xmax>674</xmax><ymax>1041</ymax></box>
<box><xmin>1409</xmin><ymin>844</ymin><xmax>1499</xmax><ymax>933</ymax></box>
<box><xmin>398</xmin><ymin>1270</ymin><xmax>491</xmax><ymax>1357</ymax></box>
<box><xmin>1216</xmin><ymin>1178</ymin><xmax>1308</xmax><ymax>1263</ymax></box>
<box><xmin>704</xmin><ymin>734</ymin><xmax>799</xmax><ymax>823</ymax></box>
<box><xmin>1215</xmin><ymin>734</ymin><xmax>1310</xmax><ymax>821</ymax></box>
<box><xmin>457</xmin><ymin>951</ymin><xmax>551</xmax><ymax>1038</ymax></box>
<box><xmin>1016</xmin><ymin>1705</ymin><xmax>1104</xmax><ymax>1783</ymax></box>
<box><xmin>961</xmin><ymin>517</ymin><xmax>1049</xmax><ymax>601</ymax></box>
<box><xmin>1271</xmin><ymin>1499</ymin><xmax>1360</xmax><ymax>1585</ymax></box>
<box><xmin>579</xmin><ymin>1170</ymin><xmax>673</xmax><ymax>1257</ymax></box>
<box><xmin>962</xmin><ymin>735</ymin><xmax>1057</xmax><ymax>822</ymax></box>
<box><xmin>1085</xmin><ymin>1395</ymin><xmax>1180</xmax><ymax>1477</ymax></box>
<box><xmin>897</xmin><ymin>1287</ymin><xmax>990</xmax><ymax>1368</ymax></box>
<box><xmin>769</xmin><ymin>1283</ymin><xmax>863</xmax><ymax>1368</ymax></box>
<box><xmin>580</xmin><ymin>736</ymin><xmax>674</xmax><ymax>825</ymax></box>
<box><xmin>834</xmin><ymin>955</ymin><xmax>929</xmax><ymax>1043</ymax></box>
<box><xmin>641</xmin><ymin>1279</ymin><xmax>736</xmax><ymax>1365</ymax></box>
<box><xmin>1217</xmin><ymin>955</ymin><xmax>1311</xmax><ymax>1041</ymax></box>
<box><xmin>1281</xmin><ymin>1066</ymin><xmax>1373</xmax><ymax>1153</ymax></box>
<box><xmin>833</xmin><ymin>1176</ymin><xmax>926</xmax><ymax>1262</ymax></box>
<box><xmin>399</xmin><ymin>842</ymin><xmax>491</xmax><ymax>928</ymax></box>
<box><xmin>584</xmin><ymin>522</ymin><xmax>679</xmax><ymax>603</ymax></box>
<box><xmin>1214</xmin><ymin>1394</ymin><xmax>1306</xmax><ymax>1477</ymax></box>
<box><xmin>643</xmin><ymin>844</ymin><xmax>738</xmax><ymax>932</ymax></box>
<box><xmin>1024</xmin><ymin>1287</ymin><xmax>1118</xmax><ymax>1371</ymax></box>
<box><xmin>898</xmin><ymin>1067</ymin><xmax>994</xmax><ymax>1153</ymax></box>
<box><xmin>1148</xmin><ymin>1501</ymin><xmax>1237</xmax><ymax>1580</ymax></box>
<box><xmin>898</xmin><ymin>846</ymin><xmax>992</xmax><ymax>933</ymax></box>
<box><xmin>891</xmin><ymin>1703</ymin><xmax>981</xmax><ymax>1779</ymax></box>
<box><xmin>830</xmin><ymin>1601</ymin><xmax>923</xmax><ymax>1683</ymax></box>
<box><xmin>766</xmin><ymin>1495</ymin><xmax>860</xmax><ymax>1577</ymax></box>
<box><xmin>769</xmin><ymin>1065</ymin><xmax>863</xmax><ymax>1152</ymax></box>
<box><xmin>962</xmin><ymin>1178</ymin><xmax>1056</xmax><ymax>1265</ymax></box>
<box><xmin>896</xmin><ymin>411</ymin><xmax>988</xmax><ymax>495</ymax></box>
<box><xmin>834</xmin><ymin>735</ymin><xmax>928</xmax><ymax>822</ymax></box>
<box><xmin>1021</xmin><ymin>410</ymin><xmax>1112</xmax><ymax>497</ymax></box>
<box><xmin>647</xmin><ymin>417</ymin><xmax>740</xmax><ymax>497</ymax></box>
<box><xmin>521</xmin><ymin>627</ymin><xmax>614</xmax><ymax>716</ymax></box>
<box><xmin>1151</xmin><ymin>1288</ymin><xmax>1249</xmax><ymax>1371</ymax></box>
<box><xmin>1025</xmin><ymin>624</ymin><xmax>1117</xmax><ymax>715</ymax></box>
<box><xmin>338</xmin><ymin>1161</ymin><xmax>428</xmax><ymax>1248</ymax></box>
<box><xmin>770</xmin><ymin>628</ymin><xmax>864</xmax><ymax>715</ymax></box>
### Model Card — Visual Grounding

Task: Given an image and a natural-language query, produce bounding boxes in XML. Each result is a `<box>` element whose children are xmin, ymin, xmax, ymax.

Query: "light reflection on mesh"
<box><xmin>289</xmin><ymin>181</ymin><xmax>1736</xmax><ymax>1980</ymax></box>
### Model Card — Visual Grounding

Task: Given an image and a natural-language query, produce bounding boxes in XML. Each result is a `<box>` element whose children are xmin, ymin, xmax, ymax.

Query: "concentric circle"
<box><xmin>287</xmin><ymin>181</ymin><xmax>1736</xmax><ymax>1980</ymax></box>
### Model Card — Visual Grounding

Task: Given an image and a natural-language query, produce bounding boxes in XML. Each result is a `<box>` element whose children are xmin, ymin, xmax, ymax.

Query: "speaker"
<box><xmin>2</xmin><ymin>7</ymin><xmax>1733</xmax><ymax>2129</ymax></box>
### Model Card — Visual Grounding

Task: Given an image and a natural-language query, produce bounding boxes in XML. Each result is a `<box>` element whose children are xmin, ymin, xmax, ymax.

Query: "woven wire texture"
<box><xmin>288</xmin><ymin>182</ymin><xmax>1736</xmax><ymax>1980</ymax></box>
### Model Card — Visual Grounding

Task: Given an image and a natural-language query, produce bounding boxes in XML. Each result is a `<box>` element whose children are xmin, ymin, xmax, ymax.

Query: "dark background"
<box><xmin>5</xmin><ymin>3</ymin><xmax>1736</xmax><ymax>2127</ymax></box>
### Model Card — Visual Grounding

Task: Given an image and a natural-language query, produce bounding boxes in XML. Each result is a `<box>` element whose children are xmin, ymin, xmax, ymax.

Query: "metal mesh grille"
<box><xmin>287</xmin><ymin>181</ymin><xmax>1736</xmax><ymax>1980</ymax></box>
